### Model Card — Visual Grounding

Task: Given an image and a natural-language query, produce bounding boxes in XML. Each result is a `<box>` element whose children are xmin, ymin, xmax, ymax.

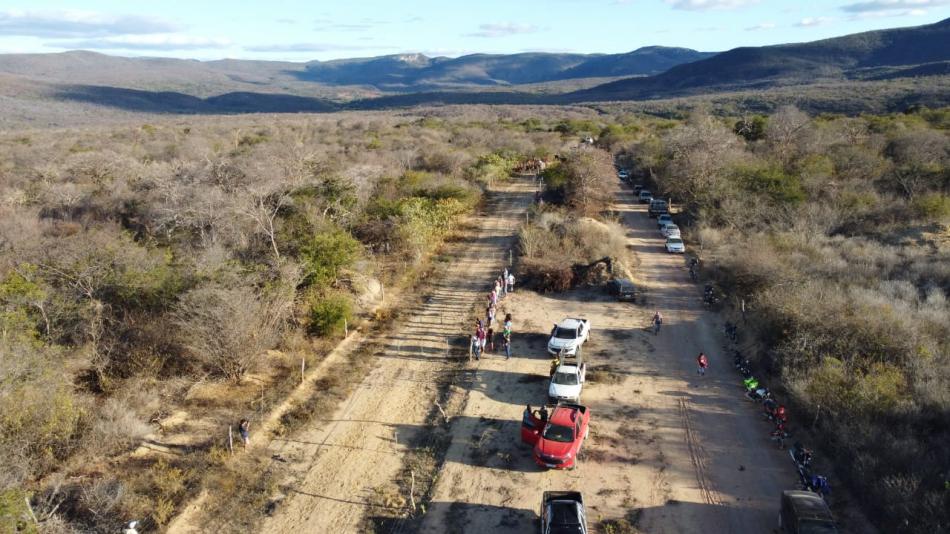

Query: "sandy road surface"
<box><xmin>418</xmin><ymin>183</ymin><xmax>803</xmax><ymax>533</ymax></box>
<box><xmin>257</xmin><ymin>177</ymin><xmax>536</xmax><ymax>534</ymax></box>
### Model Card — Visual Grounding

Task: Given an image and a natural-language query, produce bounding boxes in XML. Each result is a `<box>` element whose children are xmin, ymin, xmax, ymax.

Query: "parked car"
<box><xmin>656</xmin><ymin>213</ymin><xmax>673</xmax><ymax>229</ymax></box>
<box><xmin>779</xmin><ymin>490</ymin><xmax>837</xmax><ymax>534</ymax></box>
<box><xmin>648</xmin><ymin>198</ymin><xmax>669</xmax><ymax>218</ymax></box>
<box><xmin>661</xmin><ymin>224</ymin><xmax>681</xmax><ymax>238</ymax></box>
<box><xmin>617</xmin><ymin>170</ymin><xmax>630</xmax><ymax>180</ymax></box>
<box><xmin>665</xmin><ymin>237</ymin><xmax>685</xmax><ymax>254</ymax></box>
<box><xmin>522</xmin><ymin>403</ymin><xmax>591</xmax><ymax>470</ymax></box>
<box><xmin>540</xmin><ymin>491</ymin><xmax>589</xmax><ymax>534</ymax></box>
<box><xmin>632</xmin><ymin>184</ymin><xmax>644</xmax><ymax>194</ymax></box>
<box><xmin>547</xmin><ymin>318</ymin><xmax>591</xmax><ymax>356</ymax></box>
<box><xmin>638</xmin><ymin>190</ymin><xmax>652</xmax><ymax>203</ymax></box>
<box><xmin>607</xmin><ymin>278</ymin><xmax>636</xmax><ymax>302</ymax></box>
<box><xmin>549</xmin><ymin>361</ymin><xmax>586</xmax><ymax>404</ymax></box>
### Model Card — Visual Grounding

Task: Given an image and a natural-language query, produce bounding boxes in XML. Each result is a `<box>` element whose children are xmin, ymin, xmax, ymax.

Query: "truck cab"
<box><xmin>522</xmin><ymin>403</ymin><xmax>590</xmax><ymax>470</ymax></box>
<box><xmin>648</xmin><ymin>198</ymin><xmax>670</xmax><ymax>218</ymax></box>
<box><xmin>779</xmin><ymin>490</ymin><xmax>837</xmax><ymax>534</ymax></box>
<box><xmin>540</xmin><ymin>491</ymin><xmax>588</xmax><ymax>534</ymax></box>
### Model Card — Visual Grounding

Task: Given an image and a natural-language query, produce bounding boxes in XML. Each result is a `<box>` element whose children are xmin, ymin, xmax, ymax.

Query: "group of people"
<box><xmin>472</xmin><ymin>268</ymin><xmax>515</xmax><ymax>361</ymax></box>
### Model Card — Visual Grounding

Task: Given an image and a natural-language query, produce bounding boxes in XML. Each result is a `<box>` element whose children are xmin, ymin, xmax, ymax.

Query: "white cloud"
<box><xmin>54</xmin><ymin>34</ymin><xmax>231</xmax><ymax>51</ymax></box>
<box><xmin>466</xmin><ymin>23</ymin><xmax>541</xmax><ymax>38</ymax></box>
<box><xmin>0</xmin><ymin>9</ymin><xmax>177</xmax><ymax>38</ymax></box>
<box><xmin>795</xmin><ymin>16</ymin><xmax>833</xmax><ymax>27</ymax></box>
<box><xmin>664</xmin><ymin>0</ymin><xmax>759</xmax><ymax>10</ymax></box>
<box><xmin>840</xmin><ymin>0</ymin><xmax>950</xmax><ymax>14</ymax></box>
<box><xmin>745</xmin><ymin>22</ymin><xmax>776</xmax><ymax>31</ymax></box>
<box><xmin>245</xmin><ymin>42</ymin><xmax>391</xmax><ymax>53</ymax></box>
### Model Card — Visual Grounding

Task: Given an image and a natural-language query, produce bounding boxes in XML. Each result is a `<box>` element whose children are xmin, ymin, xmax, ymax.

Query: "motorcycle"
<box><xmin>798</xmin><ymin>468</ymin><xmax>831</xmax><ymax>500</ymax></box>
<box><xmin>746</xmin><ymin>386</ymin><xmax>771</xmax><ymax>402</ymax></box>
<box><xmin>789</xmin><ymin>442</ymin><xmax>813</xmax><ymax>470</ymax></box>
<box><xmin>742</xmin><ymin>376</ymin><xmax>759</xmax><ymax>392</ymax></box>
<box><xmin>724</xmin><ymin>322</ymin><xmax>738</xmax><ymax>343</ymax></box>
<box><xmin>770</xmin><ymin>422</ymin><xmax>792</xmax><ymax>448</ymax></box>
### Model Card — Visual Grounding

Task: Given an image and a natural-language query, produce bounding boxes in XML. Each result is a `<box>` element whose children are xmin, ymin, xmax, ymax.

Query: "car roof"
<box><xmin>783</xmin><ymin>491</ymin><xmax>835</xmax><ymax>521</ymax></box>
<box><xmin>550</xmin><ymin>405</ymin><xmax>581</xmax><ymax>426</ymax></box>
<box><xmin>555</xmin><ymin>363</ymin><xmax>580</xmax><ymax>373</ymax></box>
<box><xmin>557</xmin><ymin>318</ymin><xmax>584</xmax><ymax>328</ymax></box>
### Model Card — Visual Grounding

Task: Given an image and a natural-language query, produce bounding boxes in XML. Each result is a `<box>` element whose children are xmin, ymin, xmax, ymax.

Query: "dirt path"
<box><xmin>255</xmin><ymin>176</ymin><xmax>536</xmax><ymax>534</ymax></box>
<box><xmin>417</xmin><ymin>183</ymin><xmax>801</xmax><ymax>533</ymax></box>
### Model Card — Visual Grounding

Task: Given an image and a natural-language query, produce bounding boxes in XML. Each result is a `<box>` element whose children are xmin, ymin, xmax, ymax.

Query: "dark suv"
<box><xmin>607</xmin><ymin>278</ymin><xmax>636</xmax><ymax>302</ymax></box>
<box><xmin>648</xmin><ymin>199</ymin><xmax>669</xmax><ymax>218</ymax></box>
<box><xmin>779</xmin><ymin>491</ymin><xmax>837</xmax><ymax>534</ymax></box>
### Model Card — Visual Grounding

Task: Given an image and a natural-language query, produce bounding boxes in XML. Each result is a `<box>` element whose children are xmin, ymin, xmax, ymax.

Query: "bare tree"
<box><xmin>174</xmin><ymin>277</ymin><xmax>295</xmax><ymax>381</ymax></box>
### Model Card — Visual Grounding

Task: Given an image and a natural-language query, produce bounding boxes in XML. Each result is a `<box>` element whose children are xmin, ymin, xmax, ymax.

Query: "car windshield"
<box><xmin>799</xmin><ymin>521</ymin><xmax>838</xmax><ymax>534</ymax></box>
<box><xmin>542</xmin><ymin>424</ymin><xmax>574</xmax><ymax>443</ymax></box>
<box><xmin>553</xmin><ymin>372</ymin><xmax>579</xmax><ymax>385</ymax></box>
<box><xmin>668</xmin><ymin>238</ymin><xmax>683</xmax><ymax>244</ymax></box>
<box><xmin>554</xmin><ymin>327</ymin><xmax>577</xmax><ymax>339</ymax></box>
<box><xmin>641</xmin><ymin>191</ymin><xmax>651</xmax><ymax>196</ymax></box>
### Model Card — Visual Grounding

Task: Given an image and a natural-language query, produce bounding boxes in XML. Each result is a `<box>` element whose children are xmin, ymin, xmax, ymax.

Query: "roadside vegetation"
<box><xmin>518</xmin><ymin>148</ymin><xmax>632</xmax><ymax>291</ymax></box>
<box><xmin>0</xmin><ymin>113</ymin><xmax>563</xmax><ymax>532</ymax></box>
<box><xmin>622</xmin><ymin>105</ymin><xmax>950</xmax><ymax>533</ymax></box>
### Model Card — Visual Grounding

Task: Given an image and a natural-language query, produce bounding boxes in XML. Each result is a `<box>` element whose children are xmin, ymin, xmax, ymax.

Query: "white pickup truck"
<box><xmin>549</xmin><ymin>361</ymin><xmax>587</xmax><ymax>403</ymax></box>
<box><xmin>547</xmin><ymin>318</ymin><xmax>591</xmax><ymax>356</ymax></box>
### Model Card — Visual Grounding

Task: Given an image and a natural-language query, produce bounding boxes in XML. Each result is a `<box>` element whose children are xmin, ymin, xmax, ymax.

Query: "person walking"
<box><xmin>471</xmin><ymin>332</ymin><xmax>481</xmax><ymax>360</ymax></box>
<box><xmin>507</xmin><ymin>272</ymin><xmax>515</xmax><ymax>293</ymax></box>
<box><xmin>486</xmin><ymin>326</ymin><xmax>495</xmax><ymax>352</ymax></box>
<box><xmin>503</xmin><ymin>331</ymin><xmax>512</xmax><ymax>360</ymax></box>
<box><xmin>239</xmin><ymin>419</ymin><xmax>251</xmax><ymax>450</ymax></box>
<box><xmin>486</xmin><ymin>303</ymin><xmax>496</xmax><ymax>327</ymax></box>
<box><xmin>477</xmin><ymin>324</ymin><xmax>487</xmax><ymax>355</ymax></box>
<box><xmin>697</xmin><ymin>352</ymin><xmax>709</xmax><ymax>376</ymax></box>
<box><xmin>652</xmin><ymin>311</ymin><xmax>663</xmax><ymax>336</ymax></box>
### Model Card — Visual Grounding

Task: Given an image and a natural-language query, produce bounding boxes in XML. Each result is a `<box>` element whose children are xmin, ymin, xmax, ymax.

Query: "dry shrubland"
<box><xmin>517</xmin><ymin>147</ymin><xmax>628</xmax><ymax>290</ymax></box>
<box><xmin>624</xmin><ymin>105</ymin><xmax>950</xmax><ymax>533</ymax></box>
<box><xmin>0</xmin><ymin>111</ymin><xmax>570</xmax><ymax>531</ymax></box>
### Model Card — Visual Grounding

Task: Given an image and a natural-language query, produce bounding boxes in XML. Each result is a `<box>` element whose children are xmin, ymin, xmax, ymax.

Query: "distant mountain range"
<box><xmin>0</xmin><ymin>18</ymin><xmax>948</xmax><ymax>124</ymax></box>
<box><xmin>293</xmin><ymin>47</ymin><xmax>716</xmax><ymax>89</ymax></box>
<box><xmin>0</xmin><ymin>46</ymin><xmax>713</xmax><ymax>95</ymax></box>
<box><xmin>569</xmin><ymin>16</ymin><xmax>950</xmax><ymax>101</ymax></box>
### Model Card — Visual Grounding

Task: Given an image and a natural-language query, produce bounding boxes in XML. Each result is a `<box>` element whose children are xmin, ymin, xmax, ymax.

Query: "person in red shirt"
<box><xmin>697</xmin><ymin>352</ymin><xmax>709</xmax><ymax>376</ymax></box>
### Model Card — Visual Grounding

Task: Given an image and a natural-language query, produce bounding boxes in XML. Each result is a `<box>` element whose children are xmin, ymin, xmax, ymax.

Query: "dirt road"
<box><xmin>257</xmin><ymin>176</ymin><xmax>536</xmax><ymax>533</ymax></box>
<box><xmin>418</xmin><ymin>184</ymin><xmax>800</xmax><ymax>533</ymax></box>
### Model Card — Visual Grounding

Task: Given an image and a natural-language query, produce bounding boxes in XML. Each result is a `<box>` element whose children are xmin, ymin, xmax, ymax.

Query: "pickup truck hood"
<box><xmin>548</xmin><ymin>338</ymin><xmax>578</xmax><ymax>350</ymax></box>
<box><xmin>549</xmin><ymin>382</ymin><xmax>582</xmax><ymax>399</ymax></box>
<box><xmin>536</xmin><ymin>437</ymin><xmax>574</xmax><ymax>459</ymax></box>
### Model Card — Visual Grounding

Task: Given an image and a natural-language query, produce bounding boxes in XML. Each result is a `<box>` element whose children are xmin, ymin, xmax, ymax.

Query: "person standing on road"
<box><xmin>697</xmin><ymin>352</ymin><xmax>709</xmax><ymax>376</ymax></box>
<box><xmin>503</xmin><ymin>330</ymin><xmax>512</xmax><ymax>360</ymax></box>
<box><xmin>507</xmin><ymin>272</ymin><xmax>515</xmax><ymax>293</ymax></box>
<box><xmin>486</xmin><ymin>326</ymin><xmax>495</xmax><ymax>353</ymax></box>
<box><xmin>652</xmin><ymin>311</ymin><xmax>663</xmax><ymax>335</ymax></box>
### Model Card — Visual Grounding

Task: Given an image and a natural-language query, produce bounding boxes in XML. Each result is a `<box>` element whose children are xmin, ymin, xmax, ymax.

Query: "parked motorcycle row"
<box><xmin>728</xmin><ymin>330</ymin><xmax>832</xmax><ymax>502</ymax></box>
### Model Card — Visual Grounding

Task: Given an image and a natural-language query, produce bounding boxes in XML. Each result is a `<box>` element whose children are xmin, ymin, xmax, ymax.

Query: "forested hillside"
<box><xmin>0</xmin><ymin>111</ymin><xmax>568</xmax><ymax>532</ymax></box>
<box><xmin>620</xmin><ymin>106</ymin><xmax>950</xmax><ymax>533</ymax></box>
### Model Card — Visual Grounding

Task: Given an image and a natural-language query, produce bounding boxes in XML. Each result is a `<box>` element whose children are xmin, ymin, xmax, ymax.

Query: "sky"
<box><xmin>0</xmin><ymin>0</ymin><xmax>948</xmax><ymax>62</ymax></box>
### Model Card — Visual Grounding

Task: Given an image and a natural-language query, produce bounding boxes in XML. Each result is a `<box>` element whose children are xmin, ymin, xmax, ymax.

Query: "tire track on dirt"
<box><xmin>257</xmin><ymin>177</ymin><xmax>535</xmax><ymax>534</ymax></box>
<box><xmin>679</xmin><ymin>397</ymin><xmax>722</xmax><ymax>507</ymax></box>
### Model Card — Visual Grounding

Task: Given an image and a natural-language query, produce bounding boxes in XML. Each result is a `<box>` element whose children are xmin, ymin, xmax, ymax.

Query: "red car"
<box><xmin>521</xmin><ymin>403</ymin><xmax>590</xmax><ymax>470</ymax></box>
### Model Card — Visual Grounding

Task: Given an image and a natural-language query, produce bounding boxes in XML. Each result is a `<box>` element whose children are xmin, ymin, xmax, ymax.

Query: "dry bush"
<box><xmin>174</xmin><ymin>283</ymin><xmax>289</xmax><ymax>381</ymax></box>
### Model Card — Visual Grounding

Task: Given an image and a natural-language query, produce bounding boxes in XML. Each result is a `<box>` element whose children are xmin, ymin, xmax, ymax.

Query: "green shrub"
<box><xmin>734</xmin><ymin>165</ymin><xmax>806</xmax><ymax>205</ymax></box>
<box><xmin>300</xmin><ymin>229</ymin><xmax>362</xmax><ymax>287</ymax></box>
<box><xmin>912</xmin><ymin>193</ymin><xmax>950</xmax><ymax>221</ymax></box>
<box><xmin>308</xmin><ymin>293</ymin><xmax>353</xmax><ymax>337</ymax></box>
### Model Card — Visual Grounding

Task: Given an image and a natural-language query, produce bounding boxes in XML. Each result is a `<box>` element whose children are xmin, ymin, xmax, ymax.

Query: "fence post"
<box><xmin>813</xmin><ymin>404</ymin><xmax>822</xmax><ymax>429</ymax></box>
<box><xmin>344</xmin><ymin>318</ymin><xmax>348</xmax><ymax>338</ymax></box>
<box><xmin>228</xmin><ymin>426</ymin><xmax>234</xmax><ymax>456</ymax></box>
<box><xmin>301</xmin><ymin>356</ymin><xmax>305</xmax><ymax>384</ymax></box>
<box><xmin>409</xmin><ymin>470</ymin><xmax>417</xmax><ymax>513</ymax></box>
